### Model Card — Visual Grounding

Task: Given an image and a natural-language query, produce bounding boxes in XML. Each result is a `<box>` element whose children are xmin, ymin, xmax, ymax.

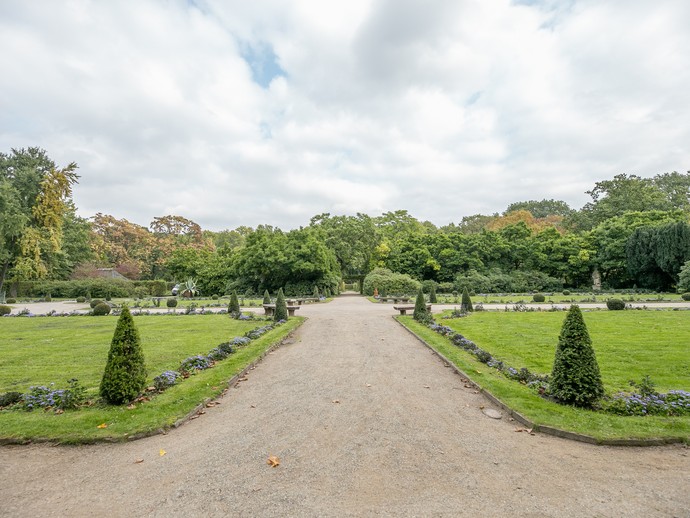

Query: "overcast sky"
<box><xmin>1</xmin><ymin>0</ymin><xmax>688</xmax><ymax>231</ymax></box>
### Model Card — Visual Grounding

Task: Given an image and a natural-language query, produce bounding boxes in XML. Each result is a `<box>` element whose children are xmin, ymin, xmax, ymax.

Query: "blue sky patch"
<box><xmin>240</xmin><ymin>41</ymin><xmax>286</xmax><ymax>88</ymax></box>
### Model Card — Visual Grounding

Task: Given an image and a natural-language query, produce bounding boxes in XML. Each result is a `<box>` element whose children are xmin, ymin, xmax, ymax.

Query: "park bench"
<box><xmin>393</xmin><ymin>304</ymin><xmax>432</xmax><ymax>315</ymax></box>
<box><xmin>263</xmin><ymin>303</ymin><xmax>300</xmax><ymax>317</ymax></box>
<box><xmin>377</xmin><ymin>296</ymin><xmax>411</xmax><ymax>304</ymax></box>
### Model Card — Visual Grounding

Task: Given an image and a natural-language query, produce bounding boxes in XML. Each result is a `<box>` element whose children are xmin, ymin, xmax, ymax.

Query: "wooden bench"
<box><xmin>393</xmin><ymin>304</ymin><xmax>432</xmax><ymax>315</ymax></box>
<box><xmin>263</xmin><ymin>303</ymin><xmax>300</xmax><ymax>317</ymax></box>
<box><xmin>377</xmin><ymin>297</ymin><xmax>411</xmax><ymax>304</ymax></box>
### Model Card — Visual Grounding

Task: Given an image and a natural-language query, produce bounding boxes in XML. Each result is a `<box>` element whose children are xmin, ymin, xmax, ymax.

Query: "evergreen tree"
<box><xmin>263</xmin><ymin>289</ymin><xmax>271</xmax><ymax>304</ymax></box>
<box><xmin>274</xmin><ymin>288</ymin><xmax>288</xmax><ymax>321</ymax></box>
<box><xmin>413</xmin><ymin>288</ymin><xmax>429</xmax><ymax>322</ymax></box>
<box><xmin>228</xmin><ymin>291</ymin><xmax>240</xmax><ymax>318</ymax></box>
<box><xmin>550</xmin><ymin>305</ymin><xmax>604</xmax><ymax>408</ymax></box>
<box><xmin>313</xmin><ymin>285</ymin><xmax>320</xmax><ymax>298</ymax></box>
<box><xmin>429</xmin><ymin>284</ymin><xmax>437</xmax><ymax>303</ymax></box>
<box><xmin>461</xmin><ymin>287</ymin><xmax>473</xmax><ymax>312</ymax></box>
<box><xmin>100</xmin><ymin>307</ymin><xmax>147</xmax><ymax>404</ymax></box>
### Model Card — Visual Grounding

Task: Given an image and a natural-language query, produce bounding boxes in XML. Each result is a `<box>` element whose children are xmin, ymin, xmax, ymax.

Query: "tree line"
<box><xmin>2</xmin><ymin>147</ymin><xmax>689</xmax><ymax>297</ymax></box>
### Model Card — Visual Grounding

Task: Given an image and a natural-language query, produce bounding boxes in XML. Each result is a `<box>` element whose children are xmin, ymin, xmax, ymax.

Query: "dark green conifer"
<box><xmin>263</xmin><ymin>290</ymin><xmax>271</xmax><ymax>305</ymax></box>
<box><xmin>228</xmin><ymin>291</ymin><xmax>240</xmax><ymax>317</ymax></box>
<box><xmin>550</xmin><ymin>305</ymin><xmax>604</xmax><ymax>408</ymax></box>
<box><xmin>313</xmin><ymin>285</ymin><xmax>320</xmax><ymax>298</ymax></box>
<box><xmin>274</xmin><ymin>288</ymin><xmax>288</xmax><ymax>321</ymax></box>
<box><xmin>461</xmin><ymin>287</ymin><xmax>473</xmax><ymax>312</ymax></box>
<box><xmin>100</xmin><ymin>307</ymin><xmax>147</xmax><ymax>404</ymax></box>
<box><xmin>429</xmin><ymin>285</ymin><xmax>437</xmax><ymax>303</ymax></box>
<box><xmin>413</xmin><ymin>288</ymin><xmax>429</xmax><ymax>322</ymax></box>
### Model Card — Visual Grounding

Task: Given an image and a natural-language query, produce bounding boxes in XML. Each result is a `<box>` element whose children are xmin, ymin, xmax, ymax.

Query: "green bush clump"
<box><xmin>550</xmin><ymin>305</ymin><xmax>604</xmax><ymax>408</ymax></box>
<box><xmin>0</xmin><ymin>305</ymin><xmax>11</xmax><ymax>316</ymax></box>
<box><xmin>5</xmin><ymin>298</ymin><xmax>16</xmax><ymax>304</ymax></box>
<box><xmin>211</xmin><ymin>294</ymin><xmax>219</xmax><ymax>300</ymax></box>
<box><xmin>562</xmin><ymin>290</ymin><xmax>571</xmax><ymax>296</ymax></box>
<box><xmin>99</xmin><ymin>307</ymin><xmax>147</xmax><ymax>405</ymax></box>
<box><xmin>429</xmin><ymin>285</ymin><xmax>438</xmax><ymax>303</ymax></box>
<box><xmin>92</xmin><ymin>302</ymin><xmax>111</xmax><ymax>316</ymax></box>
<box><xmin>461</xmin><ymin>287</ymin><xmax>473</xmax><ymax>313</ymax></box>
<box><xmin>76</xmin><ymin>296</ymin><xmax>86</xmax><ymax>303</ymax></box>
<box><xmin>363</xmin><ymin>268</ymin><xmax>421</xmax><ymax>296</ymax></box>
<box><xmin>228</xmin><ymin>291</ymin><xmax>240</xmax><ymax>317</ymax></box>
<box><xmin>0</xmin><ymin>391</ymin><xmax>22</xmax><ymax>407</ymax></box>
<box><xmin>606</xmin><ymin>299</ymin><xmax>626</xmax><ymax>310</ymax></box>
<box><xmin>413</xmin><ymin>288</ymin><xmax>431</xmax><ymax>323</ymax></box>
<box><xmin>681</xmin><ymin>292</ymin><xmax>690</xmax><ymax>301</ymax></box>
<box><xmin>263</xmin><ymin>290</ymin><xmax>271</xmax><ymax>304</ymax></box>
<box><xmin>166</xmin><ymin>298</ymin><xmax>178</xmax><ymax>308</ymax></box>
<box><xmin>532</xmin><ymin>293</ymin><xmax>546</xmax><ymax>302</ymax></box>
<box><xmin>90</xmin><ymin>299</ymin><xmax>103</xmax><ymax>308</ymax></box>
<box><xmin>274</xmin><ymin>288</ymin><xmax>288</xmax><ymax>321</ymax></box>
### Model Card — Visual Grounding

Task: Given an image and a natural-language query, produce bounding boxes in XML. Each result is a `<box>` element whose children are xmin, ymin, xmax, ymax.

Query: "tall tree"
<box><xmin>504</xmin><ymin>199</ymin><xmax>573</xmax><ymax>219</ymax></box>
<box><xmin>0</xmin><ymin>147</ymin><xmax>78</xmax><ymax>293</ymax></box>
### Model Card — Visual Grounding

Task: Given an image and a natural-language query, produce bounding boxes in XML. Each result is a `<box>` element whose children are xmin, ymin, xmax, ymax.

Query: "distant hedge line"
<box><xmin>8</xmin><ymin>279</ymin><xmax>171</xmax><ymax>298</ymax></box>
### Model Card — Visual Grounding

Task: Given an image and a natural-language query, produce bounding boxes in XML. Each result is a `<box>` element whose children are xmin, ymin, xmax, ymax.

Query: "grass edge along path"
<box><xmin>397</xmin><ymin>316</ymin><xmax>689</xmax><ymax>445</ymax></box>
<box><xmin>0</xmin><ymin>317</ymin><xmax>304</xmax><ymax>445</ymax></box>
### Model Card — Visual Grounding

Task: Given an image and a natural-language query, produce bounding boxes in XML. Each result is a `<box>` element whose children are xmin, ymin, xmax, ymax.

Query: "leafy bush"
<box><xmin>99</xmin><ymin>307</ymin><xmax>147</xmax><ymax>405</ymax></box>
<box><xmin>606</xmin><ymin>299</ymin><xmax>626</xmax><ymax>310</ymax></box>
<box><xmin>532</xmin><ymin>293</ymin><xmax>546</xmax><ymax>302</ymax></box>
<box><xmin>461</xmin><ymin>287</ymin><xmax>473</xmax><ymax>313</ymax></box>
<box><xmin>76</xmin><ymin>296</ymin><xmax>86</xmax><ymax>303</ymax></box>
<box><xmin>207</xmin><ymin>347</ymin><xmax>231</xmax><ymax>361</ymax></box>
<box><xmin>363</xmin><ymin>268</ymin><xmax>421</xmax><ymax>296</ymax></box>
<box><xmin>274</xmin><ymin>288</ymin><xmax>288</xmax><ymax>321</ymax></box>
<box><xmin>211</xmin><ymin>294</ymin><xmax>219</xmax><ymax>300</ymax></box>
<box><xmin>681</xmin><ymin>292</ymin><xmax>690</xmax><ymax>301</ymax></box>
<box><xmin>0</xmin><ymin>305</ymin><xmax>11</xmax><ymax>316</ymax></box>
<box><xmin>429</xmin><ymin>285</ymin><xmax>438</xmax><ymax>303</ymax></box>
<box><xmin>5</xmin><ymin>298</ymin><xmax>16</xmax><ymax>304</ymax></box>
<box><xmin>92</xmin><ymin>302</ymin><xmax>111</xmax><ymax>316</ymax></box>
<box><xmin>228</xmin><ymin>291</ymin><xmax>240</xmax><ymax>318</ymax></box>
<box><xmin>550</xmin><ymin>305</ymin><xmax>604</xmax><ymax>408</ymax></box>
<box><xmin>0</xmin><ymin>391</ymin><xmax>22</xmax><ymax>407</ymax></box>
<box><xmin>562</xmin><ymin>290</ymin><xmax>571</xmax><ymax>296</ymax></box>
<box><xmin>153</xmin><ymin>370</ymin><xmax>181</xmax><ymax>391</ymax></box>
<box><xmin>166</xmin><ymin>298</ymin><xmax>178</xmax><ymax>308</ymax></box>
<box><xmin>263</xmin><ymin>290</ymin><xmax>271</xmax><ymax>304</ymax></box>
<box><xmin>413</xmin><ymin>288</ymin><xmax>430</xmax><ymax>323</ymax></box>
<box><xmin>22</xmin><ymin>379</ymin><xmax>87</xmax><ymax>411</ymax></box>
<box><xmin>90</xmin><ymin>299</ymin><xmax>103</xmax><ymax>308</ymax></box>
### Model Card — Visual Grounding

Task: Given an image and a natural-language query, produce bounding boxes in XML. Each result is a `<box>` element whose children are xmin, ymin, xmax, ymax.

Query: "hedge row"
<box><xmin>7</xmin><ymin>279</ymin><xmax>170</xmax><ymax>299</ymax></box>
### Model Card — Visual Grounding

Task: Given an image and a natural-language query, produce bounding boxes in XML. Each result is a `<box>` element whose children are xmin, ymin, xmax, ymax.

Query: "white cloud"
<box><xmin>0</xmin><ymin>0</ymin><xmax>688</xmax><ymax>231</ymax></box>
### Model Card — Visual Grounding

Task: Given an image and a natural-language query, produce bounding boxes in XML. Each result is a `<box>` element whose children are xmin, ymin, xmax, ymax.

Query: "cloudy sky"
<box><xmin>1</xmin><ymin>0</ymin><xmax>688</xmax><ymax>231</ymax></box>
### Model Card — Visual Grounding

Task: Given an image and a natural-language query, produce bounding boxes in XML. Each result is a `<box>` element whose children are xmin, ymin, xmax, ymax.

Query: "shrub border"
<box><xmin>395</xmin><ymin>316</ymin><xmax>684</xmax><ymax>447</ymax></box>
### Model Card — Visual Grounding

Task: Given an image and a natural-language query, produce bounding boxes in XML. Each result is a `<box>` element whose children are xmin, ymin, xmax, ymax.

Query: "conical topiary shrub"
<box><xmin>429</xmin><ymin>285</ymin><xmax>437</xmax><ymax>303</ymax></box>
<box><xmin>461</xmin><ymin>287</ymin><xmax>473</xmax><ymax>312</ymax></box>
<box><xmin>100</xmin><ymin>306</ymin><xmax>147</xmax><ymax>405</ymax></box>
<box><xmin>274</xmin><ymin>288</ymin><xmax>288</xmax><ymax>321</ymax></box>
<box><xmin>313</xmin><ymin>285</ymin><xmax>320</xmax><ymax>298</ymax></box>
<box><xmin>228</xmin><ymin>291</ymin><xmax>240</xmax><ymax>318</ymax></box>
<box><xmin>263</xmin><ymin>290</ymin><xmax>271</xmax><ymax>305</ymax></box>
<box><xmin>550</xmin><ymin>305</ymin><xmax>604</xmax><ymax>408</ymax></box>
<box><xmin>413</xmin><ymin>288</ymin><xmax>429</xmax><ymax>322</ymax></box>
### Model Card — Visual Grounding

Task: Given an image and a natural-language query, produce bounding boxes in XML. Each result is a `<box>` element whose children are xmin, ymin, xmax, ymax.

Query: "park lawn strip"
<box><xmin>435</xmin><ymin>293</ymin><xmax>684</xmax><ymax>305</ymax></box>
<box><xmin>399</xmin><ymin>316</ymin><xmax>690</xmax><ymax>443</ymax></box>
<box><xmin>0</xmin><ymin>316</ymin><xmax>303</xmax><ymax>444</ymax></box>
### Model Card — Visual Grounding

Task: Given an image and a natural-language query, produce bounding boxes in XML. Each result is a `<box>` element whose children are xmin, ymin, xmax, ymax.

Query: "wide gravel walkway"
<box><xmin>1</xmin><ymin>295</ymin><xmax>688</xmax><ymax>517</ymax></box>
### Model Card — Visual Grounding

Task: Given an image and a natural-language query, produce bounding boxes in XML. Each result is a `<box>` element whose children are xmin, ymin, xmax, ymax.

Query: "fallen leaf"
<box><xmin>332</xmin><ymin>399</ymin><xmax>340</xmax><ymax>404</ymax></box>
<box><xmin>198</xmin><ymin>410</ymin><xmax>206</xmax><ymax>415</ymax></box>
<box><xmin>190</xmin><ymin>415</ymin><xmax>199</xmax><ymax>420</ymax></box>
<box><xmin>134</xmin><ymin>458</ymin><xmax>144</xmax><ymax>464</ymax></box>
<box><xmin>365</xmin><ymin>384</ymin><xmax>371</xmax><ymax>387</ymax></box>
<box><xmin>479</xmin><ymin>405</ymin><xmax>485</xmax><ymax>409</ymax></box>
<box><xmin>205</xmin><ymin>402</ymin><xmax>216</xmax><ymax>408</ymax></box>
<box><xmin>159</xmin><ymin>449</ymin><xmax>167</xmax><ymax>456</ymax></box>
<box><xmin>267</xmin><ymin>455</ymin><xmax>280</xmax><ymax>467</ymax></box>
<box><xmin>97</xmin><ymin>423</ymin><xmax>107</xmax><ymax>429</ymax></box>
<box><xmin>423</xmin><ymin>385</ymin><xmax>430</xmax><ymax>389</ymax></box>
<box><xmin>250</xmin><ymin>404</ymin><xmax>256</xmax><ymax>408</ymax></box>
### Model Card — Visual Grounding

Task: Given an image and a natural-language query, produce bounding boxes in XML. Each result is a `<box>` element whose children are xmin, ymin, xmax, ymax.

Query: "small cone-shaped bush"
<box><xmin>100</xmin><ymin>307</ymin><xmax>147</xmax><ymax>404</ymax></box>
<box><xmin>413</xmin><ymin>288</ymin><xmax>429</xmax><ymax>322</ymax></box>
<box><xmin>274</xmin><ymin>288</ymin><xmax>288</xmax><ymax>321</ymax></box>
<box><xmin>263</xmin><ymin>289</ymin><xmax>271</xmax><ymax>305</ymax></box>
<box><xmin>313</xmin><ymin>285</ymin><xmax>320</xmax><ymax>298</ymax></box>
<box><xmin>461</xmin><ymin>287</ymin><xmax>473</xmax><ymax>312</ymax></box>
<box><xmin>429</xmin><ymin>285</ymin><xmax>437</xmax><ymax>303</ymax></box>
<box><xmin>228</xmin><ymin>291</ymin><xmax>240</xmax><ymax>317</ymax></box>
<box><xmin>550</xmin><ymin>305</ymin><xmax>604</xmax><ymax>408</ymax></box>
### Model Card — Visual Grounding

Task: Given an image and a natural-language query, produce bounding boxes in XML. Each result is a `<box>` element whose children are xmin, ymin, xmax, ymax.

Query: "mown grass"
<box><xmin>0</xmin><ymin>314</ymin><xmax>303</xmax><ymax>443</ymax></box>
<box><xmin>399</xmin><ymin>311</ymin><xmax>690</xmax><ymax>443</ymax></box>
<box><xmin>435</xmin><ymin>292</ymin><xmax>684</xmax><ymax>304</ymax></box>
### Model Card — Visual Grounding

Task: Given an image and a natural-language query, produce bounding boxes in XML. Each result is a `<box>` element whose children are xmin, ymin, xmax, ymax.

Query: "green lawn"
<box><xmin>434</xmin><ymin>292</ymin><xmax>684</xmax><ymax>304</ymax></box>
<box><xmin>0</xmin><ymin>314</ymin><xmax>303</xmax><ymax>443</ymax></box>
<box><xmin>399</xmin><ymin>311</ymin><xmax>690</xmax><ymax>442</ymax></box>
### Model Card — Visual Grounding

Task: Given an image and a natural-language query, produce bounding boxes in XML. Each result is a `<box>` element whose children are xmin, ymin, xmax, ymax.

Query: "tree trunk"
<box><xmin>0</xmin><ymin>260</ymin><xmax>9</xmax><ymax>295</ymax></box>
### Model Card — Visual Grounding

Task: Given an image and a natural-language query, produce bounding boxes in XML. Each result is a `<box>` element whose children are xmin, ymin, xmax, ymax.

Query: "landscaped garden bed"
<box><xmin>398</xmin><ymin>310</ymin><xmax>689</xmax><ymax>443</ymax></box>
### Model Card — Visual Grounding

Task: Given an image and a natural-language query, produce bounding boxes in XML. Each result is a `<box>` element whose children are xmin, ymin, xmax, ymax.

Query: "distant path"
<box><xmin>1</xmin><ymin>295</ymin><xmax>688</xmax><ymax>516</ymax></box>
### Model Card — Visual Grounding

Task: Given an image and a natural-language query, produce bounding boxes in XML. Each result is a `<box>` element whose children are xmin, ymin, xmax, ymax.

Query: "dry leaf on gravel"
<box><xmin>332</xmin><ymin>399</ymin><xmax>340</xmax><ymax>404</ymax></box>
<box><xmin>267</xmin><ymin>456</ymin><xmax>280</xmax><ymax>467</ymax></box>
<box><xmin>134</xmin><ymin>459</ymin><xmax>144</xmax><ymax>464</ymax></box>
<box><xmin>159</xmin><ymin>449</ymin><xmax>167</xmax><ymax>456</ymax></box>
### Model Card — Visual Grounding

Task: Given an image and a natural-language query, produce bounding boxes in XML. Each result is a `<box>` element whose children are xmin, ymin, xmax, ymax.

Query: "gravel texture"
<box><xmin>1</xmin><ymin>295</ymin><xmax>688</xmax><ymax>517</ymax></box>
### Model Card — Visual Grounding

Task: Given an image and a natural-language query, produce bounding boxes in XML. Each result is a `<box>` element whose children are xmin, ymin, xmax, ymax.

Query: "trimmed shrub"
<box><xmin>461</xmin><ymin>287</ymin><xmax>473</xmax><ymax>313</ymax></box>
<box><xmin>166</xmin><ymin>298</ymin><xmax>178</xmax><ymax>308</ymax></box>
<box><xmin>76</xmin><ymin>296</ymin><xmax>86</xmax><ymax>303</ymax></box>
<box><xmin>313</xmin><ymin>285</ymin><xmax>320</xmax><ymax>298</ymax></box>
<box><xmin>0</xmin><ymin>391</ymin><xmax>22</xmax><ymax>407</ymax></box>
<box><xmin>0</xmin><ymin>305</ymin><xmax>11</xmax><ymax>316</ymax></box>
<box><xmin>263</xmin><ymin>290</ymin><xmax>271</xmax><ymax>305</ymax></box>
<box><xmin>429</xmin><ymin>285</ymin><xmax>438</xmax><ymax>303</ymax></box>
<box><xmin>363</xmin><ymin>268</ymin><xmax>421</xmax><ymax>297</ymax></box>
<box><xmin>44</xmin><ymin>293</ymin><xmax>51</xmax><ymax>302</ymax></box>
<box><xmin>274</xmin><ymin>288</ymin><xmax>288</xmax><ymax>321</ymax></box>
<box><xmin>562</xmin><ymin>290</ymin><xmax>571</xmax><ymax>296</ymax></box>
<box><xmin>606</xmin><ymin>299</ymin><xmax>626</xmax><ymax>310</ymax></box>
<box><xmin>211</xmin><ymin>294</ymin><xmax>219</xmax><ymax>300</ymax></box>
<box><xmin>413</xmin><ymin>288</ymin><xmax>430</xmax><ymax>323</ymax></box>
<box><xmin>228</xmin><ymin>291</ymin><xmax>241</xmax><ymax>317</ymax></box>
<box><xmin>5</xmin><ymin>298</ymin><xmax>16</xmax><ymax>304</ymax></box>
<box><xmin>550</xmin><ymin>305</ymin><xmax>604</xmax><ymax>408</ymax></box>
<box><xmin>99</xmin><ymin>307</ymin><xmax>147</xmax><ymax>405</ymax></box>
<box><xmin>90</xmin><ymin>299</ymin><xmax>104</xmax><ymax>309</ymax></box>
<box><xmin>93</xmin><ymin>302</ymin><xmax>111</xmax><ymax>316</ymax></box>
<box><xmin>681</xmin><ymin>292</ymin><xmax>690</xmax><ymax>301</ymax></box>
<box><xmin>532</xmin><ymin>293</ymin><xmax>546</xmax><ymax>303</ymax></box>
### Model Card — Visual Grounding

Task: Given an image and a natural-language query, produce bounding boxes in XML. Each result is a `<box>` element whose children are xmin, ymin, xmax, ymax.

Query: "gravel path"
<box><xmin>1</xmin><ymin>295</ymin><xmax>688</xmax><ymax>517</ymax></box>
